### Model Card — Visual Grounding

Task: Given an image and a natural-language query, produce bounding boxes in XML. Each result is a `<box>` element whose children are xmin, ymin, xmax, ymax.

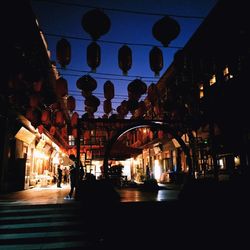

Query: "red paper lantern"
<box><xmin>71</xmin><ymin>112</ymin><xmax>79</xmax><ymax>128</ymax></box>
<box><xmin>104</xmin><ymin>80</ymin><xmax>114</xmax><ymax>100</ymax></box>
<box><xmin>127</xmin><ymin>79</ymin><xmax>147</xmax><ymax>101</ymax></box>
<box><xmin>38</xmin><ymin>124</ymin><xmax>44</xmax><ymax>134</ymax></box>
<box><xmin>81</xmin><ymin>9</ymin><xmax>111</xmax><ymax>41</ymax></box>
<box><xmin>49</xmin><ymin>126</ymin><xmax>56</xmax><ymax>136</ymax></box>
<box><xmin>152</xmin><ymin>16</ymin><xmax>180</xmax><ymax>47</ymax></box>
<box><xmin>76</xmin><ymin>75</ymin><xmax>97</xmax><ymax>92</ymax></box>
<box><xmin>41</xmin><ymin>110</ymin><xmax>51</xmax><ymax>126</ymax></box>
<box><xmin>56</xmin><ymin>38</ymin><xmax>71</xmax><ymax>68</ymax></box>
<box><xmin>149</xmin><ymin>46</ymin><xmax>163</xmax><ymax>76</ymax></box>
<box><xmin>67</xmin><ymin>96</ymin><xmax>76</xmax><ymax>112</ymax></box>
<box><xmin>85</xmin><ymin>95</ymin><xmax>100</xmax><ymax>108</ymax></box>
<box><xmin>29</xmin><ymin>94</ymin><xmax>40</xmax><ymax>108</ymax></box>
<box><xmin>55</xmin><ymin>77</ymin><xmax>68</xmax><ymax>97</ymax></box>
<box><xmin>103</xmin><ymin>99</ymin><xmax>112</xmax><ymax>114</ymax></box>
<box><xmin>87</xmin><ymin>41</ymin><xmax>101</xmax><ymax>72</ymax></box>
<box><xmin>158</xmin><ymin>130</ymin><xmax>164</xmax><ymax>139</ymax></box>
<box><xmin>118</xmin><ymin>45</ymin><xmax>132</xmax><ymax>75</ymax></box>
<box><xmin>33</xmin><ymin>80</ymin><xmax>43</xmax><ymax>92</ymax></box>
<box><xmin>72</xmin><ymin>128</ymin><xmax>78</xmax><ymax>138</ymax></box>
<box><xmin>61</xmin><ymin>126</ymin><xmax>68</xmax><ymax>139</ymax></box>
<box><xmin>55</xmin><ymin>111</ymin><xmax>64</xmax><ymax>127</ymax></box>
<box><xmin>25</xmin><ymin>108</ymin><xmax>41</xmax><ymax>127</ymax></box>
<box><xmin>147</xmin><ymin>83</ymin><xmax>159</xmax><ymax>105</ymax></box>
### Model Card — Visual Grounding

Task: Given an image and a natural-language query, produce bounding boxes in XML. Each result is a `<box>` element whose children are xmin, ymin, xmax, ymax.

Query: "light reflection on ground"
<box><xmin>0</xmin><ymin>184</ymin><xmax>180</xmax><ymax>205</ymax></box>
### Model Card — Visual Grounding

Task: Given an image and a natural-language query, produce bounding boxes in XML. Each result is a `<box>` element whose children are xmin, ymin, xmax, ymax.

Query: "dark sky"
<box><xmin>31</xmin><ymin>0</ymin><xmax>218</xmax><ymax>117</ymax></box>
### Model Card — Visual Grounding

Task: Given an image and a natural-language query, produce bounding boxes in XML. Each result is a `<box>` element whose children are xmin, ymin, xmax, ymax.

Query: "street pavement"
<box><xmin>0</xmin><ymin>183</ymin><xmax>181</xmax><ymax>249</ymax></box>
<box><xmin>0</xmin><ymin>182</ymin><xmax>180</xmax><ymax>205</ymax></box>
<box><xmin>0</xmin><ymin>180</ymin><xmax>249</xmax><ymax>249</ymax></box>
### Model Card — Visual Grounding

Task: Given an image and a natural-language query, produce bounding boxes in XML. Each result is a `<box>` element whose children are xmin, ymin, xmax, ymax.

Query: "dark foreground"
<box><xmin>0</xmin><ymin>177</ymin><xmax>249</xmax><ymax>249</ymax></box>
<box><xmin>77</xmin><ymin>177</ymin><xmax>249</xmax><ymax>249</ymax></box>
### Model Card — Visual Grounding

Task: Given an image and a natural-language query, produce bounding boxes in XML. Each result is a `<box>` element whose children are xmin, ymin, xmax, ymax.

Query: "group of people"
<box><xmin>57</xmin><ymin>155</ymin><xmax>85</xmax><ymax>200</ymax></box>
<box><xmin>55</xmin><ymin>164</ymin><xmax>78</xmax><ymax>200</ymax></box>
<box><xmin>56</xmin><ymin>166</ymin><xmax>69</xmax><ymax>188</ymax></box>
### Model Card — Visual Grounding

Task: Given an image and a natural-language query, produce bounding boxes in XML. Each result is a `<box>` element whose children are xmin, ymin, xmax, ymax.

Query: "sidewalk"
<box><xmin>0</xmin><ymin>183</ymin><xmax>180</xmax><ymax>205</ymax></box>
<box><xmin>0</xmin><ymin>184</ymin><xmax>71</xmax><ymax>206</ymax></box>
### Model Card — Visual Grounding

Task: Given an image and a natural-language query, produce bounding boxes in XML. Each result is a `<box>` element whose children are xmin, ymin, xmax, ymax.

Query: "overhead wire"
<box><xmin>33</xmin><ymin>0</ymin><xmax>205</xmax><ymax>19</ymax></box>
<box><xmin>45</xmin><ymin>32</ymin><xmax>183</xmax><ymax>49</ymax></box>
<box><xmin>61</xmin><ymin>73</ymin><xmax>157</xmax><ymax>84</ymax></box>
<box><xmin>58</xmin><ymin>67</ymin><xmax>159</xmax><ymax>79</ymax></box>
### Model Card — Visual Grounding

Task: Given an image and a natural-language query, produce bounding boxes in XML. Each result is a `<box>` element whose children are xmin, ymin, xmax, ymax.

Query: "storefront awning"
<box><xmin>60</xmin><ymin>155</ymin><xmax>74</xmax><ymax>166</ymax></box>
<box><xmin>15</xmin><ymin>126</ymin><xmax>36</xmax><ymax>145</ymax></box>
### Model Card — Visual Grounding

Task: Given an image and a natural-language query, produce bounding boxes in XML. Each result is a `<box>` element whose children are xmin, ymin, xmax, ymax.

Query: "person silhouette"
<box><xmin>146</xmin><ymin>165</ymin><xmax>150</xmax><ymax>180</ymax></box>
<box><xmin>64</xmin><ymin>163</ymin><xmax>76</xmax><ymax>199</ymax></box>
<box><xmin>57</xmin><ymin>165</ymin><xmax>62</xmax><ymax>188</ymax></box>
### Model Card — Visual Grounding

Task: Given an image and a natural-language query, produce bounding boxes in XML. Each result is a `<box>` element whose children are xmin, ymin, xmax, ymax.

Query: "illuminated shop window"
<box><xmin>68</xmin><ymin>135</ymin><xmax>75</xmax><ymax>146</ymax></box>
<box><xmin>199</xmin><ymin>83</ymin><xmax>204</xmax><ymax>98</ymax></box>
<box><xmin>223</xmin><ymin>66</ymin><xmax>233</xmax><ymax>81</ymax></box>
<box><xmin>209</xmin><ymin>74</ymin><xmax>216</xmax><ymax>86</ymax></box>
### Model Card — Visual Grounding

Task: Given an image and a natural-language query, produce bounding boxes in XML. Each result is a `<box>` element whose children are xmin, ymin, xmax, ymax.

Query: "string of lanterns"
<box><xmin>56</xmin><ymin>8</ymin><xmax>180</xmax><ymax>75</ymax></box>
<box><xmin>55</xmin><ymin>8</ymin><xmax>180</xmax><ymax>118</ymax></box>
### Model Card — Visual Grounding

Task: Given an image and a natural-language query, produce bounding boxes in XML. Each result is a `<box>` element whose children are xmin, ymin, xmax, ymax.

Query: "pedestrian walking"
<box><xmin>57</xmin><ymin>165</ymin><xmax>62</xmax><ymax>188</ymax></box>
<box><xmin>64</xmin><ymin>163</ymin><xmax>76</xmax><ymax>199</ymax></box>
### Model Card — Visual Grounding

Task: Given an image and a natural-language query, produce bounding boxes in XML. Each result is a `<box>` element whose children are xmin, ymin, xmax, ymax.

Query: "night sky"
<box><xmin>31</xmin><ymin>0</ymin><xmax>218</xmax><ymax>117</ymax></box>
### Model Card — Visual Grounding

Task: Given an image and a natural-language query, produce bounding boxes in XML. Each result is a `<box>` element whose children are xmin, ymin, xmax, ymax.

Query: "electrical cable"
<box><xmin>33</xmin><ymin>0</ymin><xmax>205</xmax><ymax>19</ymax></box>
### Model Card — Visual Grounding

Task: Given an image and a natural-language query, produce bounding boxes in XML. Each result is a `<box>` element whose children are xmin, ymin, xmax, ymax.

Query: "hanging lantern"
<box><xmin>41</xmin><ymin>110</ymin><xmax>51</xmax><ymax>126</ymax></box>
<box><xmin>149</xmin><ymin>46</ymin><xmax>163</xmax><ymax>77</ymax></box>
<box><xmin>85</xmin><ymin>95</ymin><xmax>99</xmax><ymax>115</ymax></box>
<box><xmin>29</xmin><ymin>94</ymin><xmax>40</xmax><ymax>108</ymax></box>
<box><xmin>104</xmin><ymin>80</ymin><xmax>114</xmax><ymax>100</ymax></box>
<box><xmin>55</xmin><ymin>111</ymin><xmax>64</xmax><ymax>127</ymax></box>
<box><xmin>33</xmin><ymin>80</ymin><xmax>43</xmax><ymax>92</ymax></box>
<box><xmin>81</xmin><ymin>90</ymin><xmax>92</xmax><ymax>98</ymax></box>
<box><xmin>85</xmin><ymin>95</ymin><xmax>100</xmax><ymax>110</ymax></box>
<box><xmin>135</xmin><ymin>101</ymin><xmax>147</xmax><ymax>118</ymax></box>
<box><xmin>118</xmin><ymin>45</ymin><xmax>132</xmax><ymax>75</ymax></box>
<box><xmin>50</xmin><ymin>102</ymin><xmax>60</xmax><ymax>111</ymax></box>
<box><xmin>61</xmin><ymin>126</ymin><xmax>68</xmax><ymax>139</ymax></box>
<box><xmin>147</xmin><ymin>83</ymin><xmax>159</xmax><ymax>105</ymax></box>
<box><xmin>72</xmin><ymin>128</ymin><xmax>78</xmax><ymax>138</ymax></box>
<box><xmin>76</xmin><ymin>75</ymin><xmax>97</xmax><ymax>92</ymax></box>
<box><xmin>71</xmin><ymin>112</ymin><xmax>79</xmax><ymax>128</ymax></box>
<box><xmin>158</xmin><ymin>130</ymin><xmax>164</xmax><ymax>139</ymax></box>
<box><xmin>127</xmin><ymin>79</ymin><xmax>147</xmax><ymax>101</ymax></box>
<box><xmin>49</xmin><ymin>126</ymin><xmax>56</xmax><ymax>136</ymax></box>
<box><xmin>87</xmin><ymin>41</ymin><xmax>101</xmax><ymax>72</ymax></box>
<box><xmin>120</xmin><ymin>100</ymin><xmax>129</xmax><ymax>116</ymax></box>
<box><xmin>56</xmin><ymin>38</ymin><xmax>71</xmax><ymax>68</ymax></box>
<box><xmin>81</xmin><ymin>9</ymin><xmax>111</xmax><ymax>41</ymax></box>
<box><xmin>103</xmin><ymin>99</ymin><xmax>112</xmax><ymax>114</ymax></box>
<box><xmin>25</xmin><ymin>108</ymin><xmax>41</xmax><ymax>127</ymax></box>
<box><xmin>55</xmin><ymin>77</ymin><xmax>68</xmax><ymax>97</ymax></box>
<box><xmin>127</xmin><ymin>99</ymin><xmax>139</xmax><ymax>112</ymax></box>
<box><xmin>152</xmin><ymin>16</ymin><xmax>180</xmax><ymax>47</ymax></box>
<box><xmin>38</xmin><ymin>124</ymin><xmax>44</xmax><ymax>134</ymax></box>
<box><xmin>67</xmin><ymin>96</ymin><xmax>76</xmax><ymax>112</ymax></box>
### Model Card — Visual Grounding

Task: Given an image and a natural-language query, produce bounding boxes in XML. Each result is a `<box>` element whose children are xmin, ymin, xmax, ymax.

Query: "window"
<box><xmin>223</xmin><ymin>66</ymin><xmax>233</xmax><ymax>81</ymax></box>
<box><xmin>209</xmin><ymin>74</ymin><xmax>216</xmax><ymax>86</ymax></box>
<box><xmin>199</xmin><ymin>83</ymin><xmax>204</xmax><ymax>98</ymax></box>
<box><xmin>68</xmin><ymin>135</ymin><xmax>75</xmax><ymax>146</ymax></box>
